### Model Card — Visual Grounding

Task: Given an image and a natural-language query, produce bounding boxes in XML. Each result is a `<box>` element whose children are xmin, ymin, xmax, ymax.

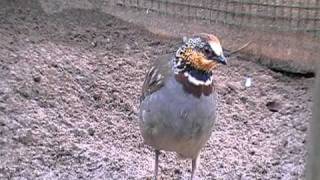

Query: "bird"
<box><xmin>139</xmin><ymin>33</ymin><xmax>227</xmax><ymax>179</ymax></box>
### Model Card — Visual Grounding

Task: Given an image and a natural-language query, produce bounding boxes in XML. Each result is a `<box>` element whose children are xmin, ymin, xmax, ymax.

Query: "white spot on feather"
<box><xmin>150</xmin><ymin>68</ymin><xmax>158</xmax><ymax>81</ymax></box>
<box><xmin>173</xmin><ymin>58</ymin><xmax>184</xmax><ymax>74</ymax></box>
<box><xmin>156</xmin><ymin>74</ymin><xmax>162</xmax><ymax>81</ymax></box>
<box><xmin>142</xmin><ymin>110</ymin><xmax>146</xmax><ymax>122</ymax></box>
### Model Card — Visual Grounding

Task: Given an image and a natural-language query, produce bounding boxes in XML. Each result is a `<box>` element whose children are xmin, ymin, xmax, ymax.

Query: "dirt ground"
<box><xmin>0</xmin><ymin>1</ymin><xmax>315</xmax><ymax>180</ymax></box>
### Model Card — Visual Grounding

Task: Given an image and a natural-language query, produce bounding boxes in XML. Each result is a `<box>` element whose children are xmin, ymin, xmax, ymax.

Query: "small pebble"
<box><xmin>33</xmin><ymin>75</ymin><xmax>41</xmax><ymax>83</ymax></box>
<box><xmin>88</xmin><ymin>128</ymin><xmax>95</xmax><ymax>136</ymax></box>
<box><xmin>245</xmin><ymin>77</ymin><xmax>252</xmax><ymax>87</ymax></box>
<box><xmin>266</xmin><ymin>101</ymin><xmax>281</xmax><ymax>112</ymax></box>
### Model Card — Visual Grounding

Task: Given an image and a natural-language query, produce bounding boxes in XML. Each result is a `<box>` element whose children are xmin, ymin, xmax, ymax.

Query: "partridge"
<box><xmin>139</xmin><ymin>33</ymin><xmax>227</xmax><ymax>179</ymax></box>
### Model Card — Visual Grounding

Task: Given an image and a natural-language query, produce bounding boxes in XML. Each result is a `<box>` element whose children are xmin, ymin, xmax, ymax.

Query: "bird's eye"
<box><xmin>204</xmin><ymin>45</ymin><xmax>210</xmax><ymax>53</ymax></box>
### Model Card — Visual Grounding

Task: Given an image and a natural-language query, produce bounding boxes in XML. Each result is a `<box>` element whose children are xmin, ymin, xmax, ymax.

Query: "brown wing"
<box><xmin>140</xmin><ymin>54</ymin><xmax>173</xmax><ymax>102</ymax></box>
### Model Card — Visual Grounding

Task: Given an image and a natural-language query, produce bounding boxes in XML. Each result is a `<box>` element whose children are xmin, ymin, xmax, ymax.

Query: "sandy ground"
<box><xmin>0</xmin><ymin>1</ymin><xmax>314</xmax><ymax>179</ymax></box>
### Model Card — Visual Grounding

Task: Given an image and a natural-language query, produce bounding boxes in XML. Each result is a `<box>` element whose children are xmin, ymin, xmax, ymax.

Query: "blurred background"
<box><xmin>0</xmin><ymin>0</ymin><xmax>319</xmax><ymax>179</ymax></box>
<box><xmin>39</xmin><ymin>0</ymin><xmax>320</xmax><ymax>74</ymax></box>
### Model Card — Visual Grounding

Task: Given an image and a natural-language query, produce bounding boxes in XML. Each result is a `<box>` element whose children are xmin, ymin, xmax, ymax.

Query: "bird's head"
<box><xmin>175</xmin><ymin>33</ymin><xmax>227</xmax><ymax>72</ymax></box>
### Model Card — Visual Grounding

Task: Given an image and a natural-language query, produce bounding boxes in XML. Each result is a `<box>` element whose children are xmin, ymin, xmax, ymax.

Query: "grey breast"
<box><xmin>139</xmin><ymin>70</ymin><xmax>217</xmax><ymax>158</ymax></box>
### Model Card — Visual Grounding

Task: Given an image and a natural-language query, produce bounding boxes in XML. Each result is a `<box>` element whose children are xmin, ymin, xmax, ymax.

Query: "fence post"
<box><xmin>307</xmin><ymin>65</ymin><xmax>320</xmax><ymax>180</ymax></box>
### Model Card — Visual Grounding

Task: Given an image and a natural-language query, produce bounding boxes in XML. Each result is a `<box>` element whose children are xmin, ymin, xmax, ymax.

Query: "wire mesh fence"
<box><xmin>113</xmin><ymin>0</ymin><xmax>320</xmax><ymax>37</ymax></box>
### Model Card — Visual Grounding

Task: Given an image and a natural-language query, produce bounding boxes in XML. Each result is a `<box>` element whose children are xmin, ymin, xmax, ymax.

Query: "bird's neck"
<box><xmin>173</xmin><ymin>46</ymin><xmax>213</xmax><ymax>86</ymax></box>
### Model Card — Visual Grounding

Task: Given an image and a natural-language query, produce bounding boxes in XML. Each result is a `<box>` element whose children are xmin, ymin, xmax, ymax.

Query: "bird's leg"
<box><xmin>191</xmin><ymin>154</ymin><xmax>199</xmax><ymax>180</ymax></box>
<box><xmin>154</xmin><ymin>149</ymin><xmax>160</xmax><ymax>180</ymax></box>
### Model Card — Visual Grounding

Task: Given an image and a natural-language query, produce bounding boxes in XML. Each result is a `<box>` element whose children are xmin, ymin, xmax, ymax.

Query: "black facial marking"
<box><xmin>204</xmin><ymin>46</ymin><xmax>211</xmax><ymax>54</ymax></box>
<box><xmin>175</xmin><ymin>73</ymin><xmax>214</xmax><ymax>98</ymax></box>
<box><xmin>189</xmin><ymin>69</ymin><xmax>211</xmax><ymax>81</ymax></box>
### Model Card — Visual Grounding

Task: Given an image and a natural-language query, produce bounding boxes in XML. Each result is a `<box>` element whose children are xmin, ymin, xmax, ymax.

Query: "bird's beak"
<box><xmin>217</xmin><ymin>54</ymin><xmax>227</xmax><ymax>65</ymax></box>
